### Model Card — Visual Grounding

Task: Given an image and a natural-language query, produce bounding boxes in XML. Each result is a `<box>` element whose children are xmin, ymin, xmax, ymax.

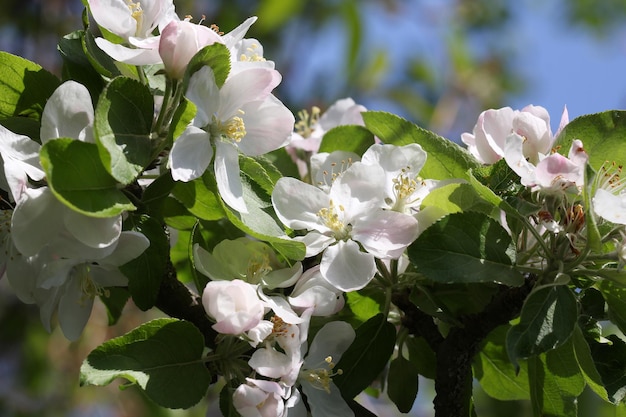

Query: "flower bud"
<box><xmin>202</xmin><ymin>279</ymin><xmax>265</xmax><ymax>335</ymax></box>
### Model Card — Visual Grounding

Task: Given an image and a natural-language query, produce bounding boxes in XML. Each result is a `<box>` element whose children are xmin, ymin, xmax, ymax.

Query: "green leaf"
<box><xmin>239</xmin><ymin>154</ymin><xmax>278</xmax><ymax>196</ymax></box>
<box><xmin>598</xmin><ymin>280</ymin><xmax>626</xmax><ymax>335</ymax></box>
<box><xmin>334</xmin><ymin>314</ymin><xmax>396</xmax><ymax>399</ymax></box>
<box><xmin>81</xmin><ymin>29</ymin><xmax>129</xmax><ymax>79</ymax></box>
<box><xmin>405</xmin><ymin>335</ymin><xmax>437</xmax><ymax>379</ymax></box>
<box><xmin>0</xmin><ymin>51</ymin><xmax>60</xmax><ymax>120</ymax></box>
<box><xmin>120</xmin><ymin>215</ymin><xmax>169</xmax><ymax>311</ymax></box>
<box><xmin>99</xmin><ymin>286</ymin><xmax>130</xmax><ymax>326</ymax></box>
<box><xmin>95</xmin><ymin>76</ymin><xmax>154</xmax><ymax>184</ymax></box>
<box><xmin>161</xmin><ymin>197</ymin><xmax>196</xmax><ymax>230</ymax></box>
<box><xmin>387</xmin><ymin>355</ymin><xmax>419</xmax><ymax>413</ymax></box>
<box><xmin>58</xmin><ymin>31</ymin><xmax>105</xmax><ymax>104</ymax></box>
<box><xmin>189</xmin><ymin>221</ymin><xmax>210</xmax><ymax>293</ymax></box>
<box><xmin>474</xmin><ymin>325</ymin><xmax>530</xmax><ymax>400</ymax></box>
<box><xmin>506</xmin><ymin>285</ymin><xmax>578</xmax><ymax>365</ymax></box>
<box><xmin>528</xmin><ymin>338</ymin><xmax>585</xmax><ymax>417</ymax></box>
<box><xmin>318</xmin><ymin>125</ymin><xmax>375</xmax><ymax>156</ymax></box>
<box><xmin>183</xmin><ymin>43</ymin><xmax>231</xmax><ymax>90</ymax></box>
<box><xmin>171</xmin><ymin>174</ymin><xmax>226</xmax><ymax>221</ymax></box>
<box><xmin>589</xmin><ymin>334</ymin><xmax>626</xmax><ymax>403</ymax></box>
<box><xmin>345</xmin><ymin>290</ymin><xmax>382</xmax><ymax>324</ymax></box>
<box><xmin>421</xmin><ymin>182</ymin><xmax>499</xmax><ymax>218</ymax></box>
<box><xmin>168</xmin><ymin>97</ymin><xmax>196</xmax><ymax>144</ymax></box>
<box><xmin>554</xmin><ymin>110</ymin><xmax>626</xmax><ymax>171</ymax></box>
<box><xmin>80</xmin><ymin>318</ymin><xmax>211</xmax><ymax>409</ymax></box>
<box><xmin>40</xmin><ymin>138</ymin><xmax>135</xmax><ymax>217</ymax></box>
<box><xmin>583</xmin><ymin>164</ymin><xmax>603</xmax><ymax>252</ymax></box>
<box><xmin>361</xmin><ymin>111</ymin><xmax>479</xmax><ymax>180</ymax></box>
<box><xmin>572</xmin><ymin>325</ymin><xmax>610</xmax><ymax>402</ymax></box>
<box><xmin>408</xmin><ymin>211</ymin><xmax>523</xmax><ymax>285</ymax></box>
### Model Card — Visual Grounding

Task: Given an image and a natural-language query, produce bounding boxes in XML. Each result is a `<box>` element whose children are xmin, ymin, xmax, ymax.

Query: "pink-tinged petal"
<box><xmin>219</xmin><ymin>68</ymin><xmax>282</xmax><ymax>118</ymax></box>
<box><xmin>169</xmin><ymin>126</ymin><xmax>213</xmax><ymax>182</ymax></box>
<box><xmin>318</xmin><ymin>98</ymin><xmax>365</xmax><ymax>129</ymax></box>
<box><xmin>272</xmin><ymin>178</ymin><xmax>331</xmax><ymax>232</ymax></box>
<box><xmin>353</xmin><ymin>210</ymin><xmax>419</xmax><ymax>259</ymax></box>
<box><xmin>554</xmin><ymin>105</ymin><xmax>569</xmax><ymax>139</ymax></box>
<box><xmin>11</xmin><ymin>187</ymin><xmax>64</xmax><ymax>256</ymax></box>
<box><xmin>320</xmin><ymin>240</ymin><xmax>376</xmax><ymax>292</ymax></box>
<box><xmin>41</xmin><ymin>81</ymin><xmax>94</xmax><ymax>143</ymax></box>
<box><xmin>214</xmin><ymin>141</ymin><xmax>247</xmax><ymax>213</ymax></box>
<box><xmin>64</xmin><ymin>210</ymin><xmax>122</xmax><ymax>249</ymax></box>
<box><xmin>237</xmin><ymin>95</ymin><xmax>295</xmax><ymax>156</ymax></box>
<box><xmin>504</xmin><ymin>133</ymin><xmax>535</xmax><ymax>183</ymax></box>
<box><xmin>58</xmin><ymin>276</ymin><xmax>94</xmax><ymax>340</ymax></box>
<box><xmin>534</xmin><ymin>153</ymin><xmax>581</xmax><ymax>190</ymax></box>
<box><xmin>94</xmin><ymin>38</ymin><xmax>162</xmax><ymax>65</ymax></box>
<box><xmin>567</xmin><ymin>139</ymin><xmax>588</xmax><ymax>168</ymax></box>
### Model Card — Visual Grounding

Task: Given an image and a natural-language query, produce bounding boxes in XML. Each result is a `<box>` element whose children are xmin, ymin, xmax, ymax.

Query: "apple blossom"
<box><xmin>288</xmin><ymin>266</ymin><xmax>344</xmax><ymax>316</ymax></box>
<box><xmin>89</xmin><ymin>0</ymin><xmax>178</xmax><ymax>65</ymax></box>
<box><xmin>233</xmin><ymin>378</ymin><xmax>288</xmax><ymax>417</ymax></box>
<box><xmin>0</xmin><ymin>125</ymin><xmax>44</xmax><ymax>202</ymax></box>
<box><xmin>168</xmin><ymin>66</ymin><xmax>294</xmax><ymax>212</ymax></box>
<box><xmin>202</xmin><ymin>279</ymin><xmax>266</xmax><ymax>335</ymax></box>
<box><xmin>272</xmin><ymin>162</ymin><xmax>419</xmax><ymax>291</ymax></box>
<box><xmin>461</xmin><ymin>105</ymin><xmax>558</xmax><ymax>165</ymax></box>
<box><xmin>40</xmin><ymin>81</ymin><xmax>95</xmax><ymax>143</ymax></box>
<box><xmin>193</xmin><ymin>237</ymin><xmax>302</xmax><ymax>289</ymax></box>
<box><xmin>158</xmin><ymin>18</ymin><xmax>224</xmax><ymax>79</ymax></box>
<box><xmin>309</xmin><ymin>150</ymin><xmax>360</xmax><ymax>192</ymax></box>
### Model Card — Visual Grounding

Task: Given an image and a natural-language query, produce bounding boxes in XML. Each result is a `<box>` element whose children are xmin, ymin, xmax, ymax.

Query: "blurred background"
<box><xmin>1</xmin><ymin>0</ymin><xmax>626</xmax><ymax>416</ymax></box>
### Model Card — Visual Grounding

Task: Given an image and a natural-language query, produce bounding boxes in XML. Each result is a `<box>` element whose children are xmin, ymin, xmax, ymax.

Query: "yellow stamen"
<box><xmin>294</xmin><ymin>106</ymin><xmax>321</xmax><ymax>138</ymax></box>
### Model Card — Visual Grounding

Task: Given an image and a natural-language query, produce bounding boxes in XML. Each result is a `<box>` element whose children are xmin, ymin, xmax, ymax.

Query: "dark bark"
<box><xmin>394</xmin><ymin>276</ymin><xmax>536</xmax><ymax>417</ymax></box>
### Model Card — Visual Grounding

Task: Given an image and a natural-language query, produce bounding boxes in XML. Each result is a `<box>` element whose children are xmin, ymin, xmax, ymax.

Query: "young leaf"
<box><xmin>40</xmin><ymin>138</ymin><xmax>136</xmax><ymax>217</ymax></box>
<box><xmin>0</xmin><ymin>51</ymin><xmax>60</xmax><ymax>120</ymax></box>
<box><xmin>333</xmin><ymin>313</ymin><xmax>396</xmax><ymax>399</ymax></box>
<box><xmin>554</xmin><ymin>110</ymin><xmax>626</xmax><ymax>171</ymax></box>
<box><xmin>120</xmin><ymin>214</ymin><xmax>169</xmax><ymax>311</ymax></box>
<box><xmin>527</xmin><ymin>338</ymin><xmax>585</xmax><ymax>417</ymax></box>
<box><xmin>361</xmin><ymin>111</ymin><xmax>478</xmax><ymax>180</ymax></box>
<box><xmin>94</xmin><ymin>76</ymin><xmax>154</xmax><ymax>184</ymax></box>
<box><xmin>171</xmin><ymin>175</ymin><xmax>226</xmax><ymax>221</ymax></box>
<box><xmin>506</xmin><ymin>285</ymin><xmax>578</xmax><ymax>365</ymax></box>
<box><xmin>58</xmin><ymin>31</ymin><xmax>105</xmax><ymax>105</ymax></box>
<box><xmin>408</xmin><ymin>211</ymin><xmax>523</xmax><ymax>285</ymax></box>
<box><xmin>387</xmin><ymin>355</ymin><xmax>419</xmax><ymax>413</ymax></box>
<box><xmin>80</xmin><ymin>318</ymin><xmax>211</xmax><ymax>409</ymax></box>
<box><xmin>571</xmin><ymin>325</ymin><xmax>610</xmax><ymax>403</ymax></box>
<box><xmin>474</xmin><ymin>325</ymin><xmax>530</xmax><ymax>401</ymax></box>
<box><xmin>589</xmin><ymin>334</ymin><xmax>626</xmax><ymax>403</ymax></box>
<box><xmin>183</xmin><ymin>43</ymin><xmax>231</xmax><ymax>90</ymax></box>
<box><xmin>318</xmin><ymin>125</ymin><xmax>375</xmax><ymax>156</ymax></box>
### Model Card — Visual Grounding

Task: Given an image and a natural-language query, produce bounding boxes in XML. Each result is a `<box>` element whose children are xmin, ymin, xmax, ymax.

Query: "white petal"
<box><xmin>186</xmin><ymin>67</ymin><xmax>220</xmax><ymax>126</ymax></box>
<box><xmin>58</xmin><ymin>277</ymin><xmax>93</xmax><ymax>340</ymax></box>
<box><xmin>272</xmin><ymin>178</ymin><xmax>331</xmax><ymax>232</ymax></box>
<box><xmin>294</xmin><ymin>232</ymin><xmax>335</xmax><ymax>257</ymax></box>
<box><xmin>64</xmin><ymin>210</ymin><xmax>122</xmax><ymax>249</ymax></box>
<box><xmin>94</xmin><ymin>38</ymin><xmax>162</xmax><ymax>65</ymax></box>
<box><xmin>40</xmin><ymin>81</ymin><xmax>94</xmax><ymax>143</ymax></box>
<box><xmin>504</xmin><ymin>133</ymin><xmax>535</xmax><ymax>183</ymax></box>
<box><xmin>361</xmin><ymin>143</ymin><xmax>426</xmax><ymax>175</ymax></box>
<box><xmin>214</xmin><ymin>141</ymin><xmax>247</xmax><ymax>213</ymax></box>
<box><xmin>219</xmin><ymin>68</ymin><xmax>282</xmax><ymax>119</ymax></box>
<box><xmin>352</xmin><ymin>210</ymin><xmax>419</xmax><ymax>259</ymax></box>
<box><xmin>305</xmin><ymin>321</ymin><xmax>355</xmax><ymax>368</ymax></box>
<box><xmin>100</xmin><ymin>231</ymin><xmax>150</xmax><ymax>265</ymax></box>
<box><xmin>320</xmin><ymin>240</ymin><xmax>376</xmax><ymax>292</ymax></box>
<box><xmin>301</xmin><ymin>382</ymin><xmax>355</xmax><ymax>417</ymax></box>
<box><xmin>169</xmin><ymin>126</ymin><xmax>213</xmax><ymax>182</ymax></box>
<box><xmin>594</xmin><ymin>189</ymin><xmax>626</xmax><ymax>225</ymax></box>
<box><xmin>237</xmin><ymin>95</ymin><xmax>294</xmax><ymax>156</ymax></box>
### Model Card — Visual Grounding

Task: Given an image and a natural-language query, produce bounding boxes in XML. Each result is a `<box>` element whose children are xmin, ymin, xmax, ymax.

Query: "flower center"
<box><xmin>126</xmin><ymin>0</ymin><xmax>144</xmax><ymax>35</ymax></box>
<box><xmin>317</xmin><ymin>199</ymin><xmax>351</xmax><ymax>240</ymax></box>
<box><xmin>240</xmin><ymin>43</ymin><xmax>266</xmax><ymax>62</ymax></box>
<box><xmin>301</xmin><ymin>356</ymin><xmax>343</xmax><ymax>394</ymax></box>
<box><xmin>213</xmin><ymin>112</ymin><xmax>247</xmax><ymax>143</ymax></box>
<box><xmin>77</xmin><ymin>264</ymin><xmax>109</xmax><ymax>305</ymax></box>
<box><xmin>597</xmin><ymin>161</ymin><xmax>625</xmax><ymax>195</ymax></box>
<box><xmin>390</xmin><ymin>167</ymin><xmax>425</xmax><ymax>212</ymax></box>
<box><xmin>247</xmin><ymin>253</ymin><xmax>272</xmax><ymax>283</ymax></box>
<box><xmin>317</xmin><ymin>158</ymin><xmax>354</xmax><ymax>189</ymax></box>
<box><xmin>294</xmin><ymin>107</ymin><xmax>321</xmax><ymax>138</ymax></box>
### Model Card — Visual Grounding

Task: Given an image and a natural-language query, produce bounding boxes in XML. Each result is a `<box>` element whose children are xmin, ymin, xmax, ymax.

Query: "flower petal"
<box><xmin>352</xmin><ymin>210</ymin><xmax>418</xmax><ymax>259</ymax></box>
<box><xmin>320</xmin><ymin>240</ymin><xmax>376</xmax><ymax>292</ymax></box>
<box><xmin>214</xmin><ymin>141</ymin><xmax>247</xmax><ymax>213</ymax></box>
<box><xmin>169</xmin><ymin>126</ymin><xmax>213</xmax><ymax>182</ymax></box>
<box><xmin>40</xmin><ymin>81</ymin><xmax>94</xmax><ymax>143</ymax></box>
<box><xmin>272</xmin><ymin>177</ymin><xmax>331</xmax><ymax>232</ymax></box>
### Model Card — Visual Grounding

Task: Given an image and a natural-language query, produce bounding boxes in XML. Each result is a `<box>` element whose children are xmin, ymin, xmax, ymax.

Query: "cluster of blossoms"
<box><xmin>2</xmin><ymin>0</ymin><xmax>626</xmax><ymax>416</ymax></box>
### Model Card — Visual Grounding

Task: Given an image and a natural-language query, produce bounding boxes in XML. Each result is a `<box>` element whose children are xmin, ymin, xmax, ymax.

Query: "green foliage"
<box><xmin>40</xmin><ymin>137</ymin><xmax>136</xmax><ymax>216</ymax></box>
<box><xmin>387</xmin><ymin>354</ymin><xmax>419</xmax><ymax>413</ymax></box>
<box><xmin>0</xmin><ymin>51</ymin><xmax>60</xmax><ymax>122</ymax></box>
<box><xmin>318</xmin><ymin>124</ymin><xmax>375</xmax><ymax>156</ymax></box>
<box><xmin>120</xmin><ymin>215</ymin><xmax>169</xmax><ymax>311</ymax></box>
<box><xmin>94</xmin><ymin>76</ymin><xmax>154</xmax><ymax>184</ymax></box>
<box><xmin>79</xmin><ymin>318</ymin><xmax>211</xmax><ymax>409</ymax></box>
<box><xmin>408</xmin><ymin>211</ymin><xmax>523</xmax><ymax>285</ymax></box>
<box><xmin>183</xmin><ymin>43</ymin><xmax>231</xmax><ymax>90</ymax></box>
<box><xmin>506</xmin><ymin>286</ymin><xmax>578</xmax><ymax>366</ymax></box>
<box><xmin>334</xmin><ymin>314</ymin><xmax>396</xmax><ymax>400</ymax></box>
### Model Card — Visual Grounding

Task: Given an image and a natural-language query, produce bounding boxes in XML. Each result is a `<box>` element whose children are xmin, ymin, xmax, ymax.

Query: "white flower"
<box><xmin>593</xmin><ymin>162</ymin><xmax>626</xmax><ymax>225</ymax></box>
<box><xmin>193</xmin><ymin>237</ymin><xmax>302</xmax><ymax>289</ymax></box>
<box><xmin>89</xmin><ymin>0</ymin><xmax>178</xmax><ymax>65</ymax></box>
<box><xmin>297</xmin><ymin>321</ymin><xmax>355</xmax><ymax>417</ymax></box>
<box><xmin>288</xmin><ymin>266</ymin><xmax>344</xmax><ymax>316</ymax></box>
<box><xmin>233</xmin><ymin>378</ymin><xmax>288</xmax><ymax>417</ymax></box>
<box><xmin>272</xmin><ymin>162</ymin><xmax>419</xmax><ymax>291</ymax></box>
<box><xmin>18</xmin><ymin>231</ymin><xmax>150</xmax><ymax>340</ymax></box>
<box><xmin>168</xmin><ymin>66</ymin><xmax>294</xmax><ymax>212</ymax></box>
<box><xmin>0</xmin><ymin>125</ymin><xmax>44</xmax><ymax>202</ymax></box>
<box><xmin>40</xmin><ymin>81</ymin><xmax>95</xmax><ymax>143</ymax></box>
<box><xmin>202</xmin><ymin>279</ymin><xmax>266</xmax><ymax>335</ymax></box>
<box><xmin>462</xmin><ymin>105</ymin><xmax>559</xmax><ymax>165</ymax></box>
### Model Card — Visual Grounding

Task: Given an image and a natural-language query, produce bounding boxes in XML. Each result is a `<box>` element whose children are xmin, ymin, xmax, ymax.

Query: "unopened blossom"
<box><xmin>272</xmin><ymin>162</ymin><xmax>419</xmax><ymax>291</ymax></box>
<box><xmin>168</xmin><ymin>66</ymin><xmax>294</xmax><ymax>212</ymax></box>
<box><xmin>193</xmin><ymin>237</ymin><xmax>301</xmax><ymax>289</ymax></box>
<box><xmin>505</xmin><ymin>138</ymin><xmax>587</xmax><ymax>195</ymax></box>
<box><xmin>593</xmin><ymin>162</ymin><xmax>626</xmax><ymax>225</ymax></box>
<box><xmin>202</xmin><ymin>279</ymin><xmax>266</xmax><ymax>335</ymax></box>
<box><xmin>233</xmin><ymin>378</ymin><xmax>288</xmax><ymax>417</ymax></box>
<box><xmin>462</xmin><ymin>105</ymin><xmax>562</xmax><ymax>165</ymax></box>
<box><xmin>159</xmin><ymin>18</ymin><xmax>224</xmax><ymax>79</ymax></box>
<box><xmin>89</xmin><ymin>0</ymin><xmax>178</xmax><ymax>65</ymax></box>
